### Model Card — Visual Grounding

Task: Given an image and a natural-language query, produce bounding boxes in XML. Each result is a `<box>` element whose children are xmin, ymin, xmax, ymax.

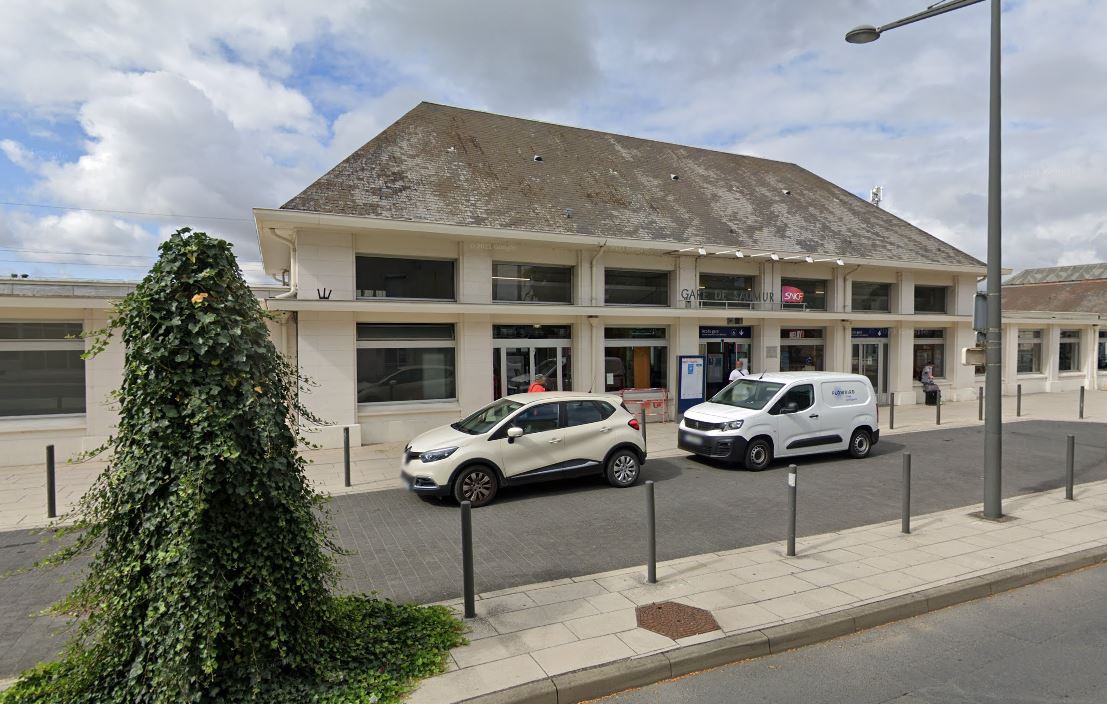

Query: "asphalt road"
<box><xmin>1</xmin><ymin>420</ymin><xmax>1104</xmax><ymax>679</ymax></box>
<box><xmin>600</xmin><ymin>561</ymin><xmax>1107</xmax><ymax>704</ymax></box>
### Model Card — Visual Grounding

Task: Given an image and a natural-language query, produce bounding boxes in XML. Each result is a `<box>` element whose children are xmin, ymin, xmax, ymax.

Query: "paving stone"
<box><xmin>526</xmin><ymin>580</ymin><xmax>608</xmax><ymax>607</ymax></box>
<box><xmin>564</xmin><ymin>608</ymin><xmax>638</xmax><ymax>640</ymax></box>
<box><xmin>406</xmin><ymin>654</ymin><xmax>547</xmax><ymax>704</ymax></box>
<box><xmin>452</xmin><ymin>623</ymin><xmax>577</xmax><ymax>669</ymax></box>
<box><xmin>713</xmin><ymin>602</ymin><xmax>781</xmax><ymax>633</ymax></box>
<box><xmin>617</xmin><ymin>627</ymin><xmax>678</xmax><ymax>654</ymax></box>
<box><xmin>487</xmin><ymin>601</ymin><xmax>600</xmax><ymax>635</ymax></box>
<box><xmin>531</xmin><ymin>634</ymin><xmax>635</xmax><ymax>676</ymax></box>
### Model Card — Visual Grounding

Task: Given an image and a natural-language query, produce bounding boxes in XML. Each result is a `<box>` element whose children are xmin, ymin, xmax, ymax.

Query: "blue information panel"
<box><xmin>851</xmin><ymin>327</ymin><xmax>889</xmax><ymax>339</ymax></box>
<box><xmin>698</xmin><ymin>326</ymin><xmax>752</xmax><ymax>339</ymax></box>
<box><xmin>677</xmin><ymin>355</ymin><xmax>705</xmax><ymax>414</ymax></box>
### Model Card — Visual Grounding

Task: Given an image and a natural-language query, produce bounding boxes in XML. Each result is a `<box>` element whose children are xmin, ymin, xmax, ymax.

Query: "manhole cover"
<box><xmin>636</xmin><ymin>601</ymin><xmax>719</xmax><ymax>640</ymax></box>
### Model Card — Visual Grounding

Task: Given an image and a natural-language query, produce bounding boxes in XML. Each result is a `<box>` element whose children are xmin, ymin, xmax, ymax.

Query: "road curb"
<box><xmin>460</xmin><ymin>544</ymin><xmax>1107</xmax><ymax>704</ymax></box>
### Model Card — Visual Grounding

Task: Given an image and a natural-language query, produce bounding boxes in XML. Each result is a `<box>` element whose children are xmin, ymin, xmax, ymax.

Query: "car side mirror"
<box><xmin>506</xmin><ymin>426</ymin><xmax>523</xmax><ymax>443</ymax></box>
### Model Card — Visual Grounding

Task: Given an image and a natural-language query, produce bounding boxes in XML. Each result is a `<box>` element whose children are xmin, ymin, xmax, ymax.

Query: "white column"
<box><xmin>459</xmin><ymin>244</ymin><xmax>492</xmax><ymax>304</ymax></box>
<box><xmin>1046</xmin><ymin>325</ymin><xmax>1061</xmax><ymax>389</ymax></box>
<box><xmin>891</xmin><ymin>324</ymin><xmax>915</xmax><ymax>404</ymax></box>
<box><xmin>457</xmin><ymin>314</ymin><xmax>492</xmax><ymax>411</ymax></box>
<box><xmin>759</xmin><ymin>319</ymin><xmax>781</xmax><ymax>373</ymax></box>
<box><xmin>950</xmin><ymin>322</ymin><xmax>978</xmax><ymax>401</ymax></box>
<box><xmin>1085</xmin><ymin>325</ymin><xmax>1098</xmax><ymax>391</ymax></box>
<box><xmin>1003</xmin><ymin>324</ymin><xmax>1019</xmax><ymax>394</ymax></box>
<box><xmin>297</xmin><ymin>310</ymin><xmax>356</xmax><ymax>448</ymax></box>
<box><xmin>894</xmin><ymin>271</ymin><xmax>915</xmax><ymax>315</ymax></box>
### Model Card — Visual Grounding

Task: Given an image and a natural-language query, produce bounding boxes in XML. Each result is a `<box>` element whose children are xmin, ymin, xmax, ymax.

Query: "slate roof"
<box><xmin>1003</xmin><ymin>279</ymin><xmax>1107</xmax><ymax>316</ymax></box>
<box><xmin>1004</xmin><ymin>264</ymin><xmax>1107</xmax><ymax>286</ymax></box>
<box><xmin>281</xmin><ymin>102</ymin><xmax>984</xmax><ymax>267</ymax></box>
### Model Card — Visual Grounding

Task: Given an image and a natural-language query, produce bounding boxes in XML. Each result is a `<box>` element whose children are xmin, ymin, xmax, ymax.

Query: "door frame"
<box><xmin>494</xmin><ymin>338</ymin><xmax>572</xmax><ymax>398</ymax></box>
<box><xmin>851</xmin><ymin>337</ymin><xmax>889</xmax><ymax>405</ymax></box>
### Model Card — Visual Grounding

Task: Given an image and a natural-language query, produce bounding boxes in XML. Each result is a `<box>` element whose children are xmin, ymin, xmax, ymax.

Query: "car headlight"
<box><xmin>722</xmin><ymin>420</ymin><xmax>744</xmax><ymax>431</ymax></box>
<box><xmin>420</xmin><ymin>447</ymin><xmax>459</xmax><ymax>463</ymax></box>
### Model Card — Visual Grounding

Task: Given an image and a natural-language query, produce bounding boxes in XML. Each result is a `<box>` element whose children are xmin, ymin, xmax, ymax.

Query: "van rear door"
<box><xmin>819</xmin><ymin>379</ymin><xmax>873</xmax><ymax>441</ymax></box>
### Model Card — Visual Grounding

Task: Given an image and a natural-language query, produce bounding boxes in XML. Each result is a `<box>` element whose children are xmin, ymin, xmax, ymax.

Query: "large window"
<box><xmin>604</xmin><ymin>327</ymin><xmax>667</xmax><ymax>391</ymax></box>
<box><xmin>0</xmin><ymin>321</ymin><xmax>85</xmax><ymax>417</ymax></box>
<box><xmin>492</xmin><ymin>263</ymin><xmax>572</xmax><ymax>304</ymax></box>
<box><xmin>913</xmin><ymin>328</ymin><xmax>946</xmax><ymax>380</ymax></box>
<box><xmin>356</xmin><ymin>256</ymin><xmax>455</xmax><ymax>300</ymax></box>
<box><xmin>698</xmin><ymin>274</ymin><xmax>755</xmax><ymax>308</ymax></box>
<box><xmin>1099</xmin><ymin>331</ymin><xmax>1107</xmax><ymax>371</ymax></box>
<box><xmin>1017</xmin><ymin>329</ymin><xmax>1043</xmax><ymax>374</ymax></box>
<box><xmin>780</xmin><ymin>328</ymin><xmax>824</xmax><ymax>371</ymax></box>
<box><xmin>605</xmin><ymin>269</ymin><xmax>669</xmax><ymax>306</ymax></box>
<box><xmin>356</xmin><ymin>324</ymin><xmax>456</xmax><ymax>404</ymax></box>
<box><xmin>914</xmin><ymin>285</ymin><xmax>948</xmax><ymax>314</ymax></box>
<box><xmin>1059</xmin><ymin>330</ymin><xmax>1081</xmax><ymax>372</ymax></box>
<box><xmin>780</xmin><ymin>278</ymin><xmax>827</xmax><ymax>311</ymax></box>
<box><xmin>851</xmin><ymin>282</ymin><xmax>891</xmax><ymax>312</ymax></box>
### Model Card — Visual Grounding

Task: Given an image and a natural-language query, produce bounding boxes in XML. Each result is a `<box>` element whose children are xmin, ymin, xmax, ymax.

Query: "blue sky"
<box><xmin>1</xmin><ymin>0</ymin><xmax>1105</xmax><ymax>282</ymax></box>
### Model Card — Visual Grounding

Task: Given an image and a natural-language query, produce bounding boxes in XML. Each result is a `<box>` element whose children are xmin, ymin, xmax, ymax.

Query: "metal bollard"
<box><xmin>978</xmin><ymin>386</ymin><xmax>984</xmax><ymax>422</ymax></box>
<box><xmin>343</xmin><ymin>427</ymin><xmax>351</xmax><ymax>488</ymax></box>
<box><xmin>46</xmin><ymin>444</ymin><xmax>56</xmax><ymax>519</ymax></box>
<box><xmin>461</xmin><ymin>500</ymin><xmax>476</xmax><ymax>618</ymax></box>
<box><xmin>1079</xmin><ymin>386</ymin><xmax>1085</xmax><ymax>419</ymax></box>
<box><xmin>936</xmin><ymin>392</ymin><xmax>941</xmax><ymax>425</ymax></box>
<box><xmin>1017</xmin><ymin>384</ymin><xmax>1022</xmax><ymax>417</ymax></box>
<box><xmin>786</xmin><ymin>464</ymin><xmax>797</xmax><ymax>557</ymax></box>
<box><xmin>1065</xmin><ymin>434</ymin><xmax>1075</xmax><ymax>501</ymax></box>
<box><xmin>902</xmin><ymin>452</ymin><xmax>911</xmax><ymax>534</ymax></box>
<box><xmin>646</xmin><ymin>480</ymin><xmax>656</xmax><ymax>584</ymax></box>
<box><xmin>889</xmin><ymin>392</ymin><xmax>895</xmax><ymax>430</ymax></box>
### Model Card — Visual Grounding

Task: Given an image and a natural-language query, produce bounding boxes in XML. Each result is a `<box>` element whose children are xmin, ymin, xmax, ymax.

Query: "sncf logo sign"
<box><xmin>781</xmin><ymin>285</ymin><xmax>805</xmax><ymax>304</ymax></box>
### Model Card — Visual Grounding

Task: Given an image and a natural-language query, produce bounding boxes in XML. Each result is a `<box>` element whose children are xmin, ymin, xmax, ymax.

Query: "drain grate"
<box><xmin>635</xmin><ymin>600</ymin><xmax>719</xmax><ymax>640</ymax></box>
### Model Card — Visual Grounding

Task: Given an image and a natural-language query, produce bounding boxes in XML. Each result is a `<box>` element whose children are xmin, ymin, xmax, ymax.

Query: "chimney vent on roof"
<box><xmin>670</xmin><ymin>173</ymin><xmax>679</xmax><ymax>181</ymax></box>
<box><xmin>564</xmin><ymin>208</ymin><xmax>573</xmax><ymax>218</ymax></box>
<box><xmin>782</xmin><ymin>189</ymin><xmax>791</xmax><ymax>195</ymax></box>
<box><xmin>533</xmin><ymin>155</ymin><xmax>543</xmax><ymax>162</ymax></box>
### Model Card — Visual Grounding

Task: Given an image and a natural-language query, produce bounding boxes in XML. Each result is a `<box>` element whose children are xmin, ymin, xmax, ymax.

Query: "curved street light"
<box><xmin>846</xmin><ymin>0</ymin><xmax>1003</xmax><ymax>520</ymax></box>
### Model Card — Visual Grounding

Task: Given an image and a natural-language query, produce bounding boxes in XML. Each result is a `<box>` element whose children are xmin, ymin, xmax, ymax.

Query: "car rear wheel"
<box><xmin>453</xmin><ymin>465</ymin><xmax>499</xmax><ymax>507</ymax></box>
<box><xmin>605</xmin><ymin>449</ymin><xmax>641</xmax><ymax>488</ymax></box>
<box><xmin>848</xmin><ymin>429</ymin><xmax>872</xmax><ymax>459</ymax></box>
<box><xmin>743</xmin><ymin>438</ymin><xmax>772</xmax><ymax>471</ymax></box>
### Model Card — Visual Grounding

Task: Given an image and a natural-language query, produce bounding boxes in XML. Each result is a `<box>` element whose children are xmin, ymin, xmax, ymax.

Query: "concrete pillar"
<box><xmin>1046</xmin><ymin>325</ymin><xmax>1061</xmax><ymax>387</ymax></box>
<box><xmin>891</xmin><ymin>324</ymin><xmax>915</xmax><ymax>404</ymax></box>
<box><xmin>950</xmin><ymin>322</ymin><xmax>978</xmax><ymax>401</ymax></box>
<box><xmin>1085</xmin><ymin>325</ymin><xmax>1098</xmax><ymax>391</ymax></box>
<box><xmin>894</xmin><ymin>271</ymin><xmax>915</xmax><ymax>315</ymax></box>
<box><xmin>759</xmin><ymin>318</ymin><xmax>782</xmax><ymax>373</ymax></box>
<box><xmin>459</xmin><ymin>244</ymin><xmax>492</xmax><ymax>304</ymax></box>
<box><xmin>458</xmin><ymin>315</ymin><xmax>492</xmax><ymax>411</ymax></box>
<box><xmin>297</xmin><ymin>310</ymin><xmax>356</xmax><ymax>447</ymax></box>
<box><xmin>1002</xmin><ymin>324</ymin><xmax>1019</xmax><ymax>394</ymax></box>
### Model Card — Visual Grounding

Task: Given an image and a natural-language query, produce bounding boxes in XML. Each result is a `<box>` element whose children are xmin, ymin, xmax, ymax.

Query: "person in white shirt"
<box><xmin>728</xmin><ymin>358</ymin><xmax>749</xmax><ymax>382</ymax></box>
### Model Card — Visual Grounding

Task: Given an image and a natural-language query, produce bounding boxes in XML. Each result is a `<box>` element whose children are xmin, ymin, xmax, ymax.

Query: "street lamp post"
<box><xmin>847</xmin><ymin>0</ymin><xmax>1003</xmax><ymax>519</ymax></box>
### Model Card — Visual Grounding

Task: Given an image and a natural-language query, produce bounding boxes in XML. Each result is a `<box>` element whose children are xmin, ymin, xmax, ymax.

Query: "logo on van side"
<box><xmin>831</xmin><ymin>386</ymin><xmax>858</xmax><ymax>400</ymax></box>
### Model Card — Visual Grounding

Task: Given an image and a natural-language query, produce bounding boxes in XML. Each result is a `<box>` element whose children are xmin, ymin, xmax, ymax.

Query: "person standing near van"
<box><xmin>728</xmin><ymin>358</ymin><xmax>749</xmax><ymax>382</ymax></box>
<box><xmin>528</xmin><ymin>374</ymin><xmax>547</xmax><ymax>393</ymax></box>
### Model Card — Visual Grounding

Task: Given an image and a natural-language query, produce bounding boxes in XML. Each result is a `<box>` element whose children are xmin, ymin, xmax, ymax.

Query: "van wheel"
<box><xmin>453</xmin><ymin>465</ymin><xmax>498</xmax><ymax>507</ymax></box>
<box><xmin>605</xmin><ymin>449</ymin><xmax>641</xmax><ymax>487</ymax></box>
<box><xmin>848</xmin><ymin>429</ymin><xmax>872</xmax><ymax>459</ymax></box>
<box><xmin>744</xmin><ymin>438</ymin><xmax>772</xmax><ymax>471</ymax></box>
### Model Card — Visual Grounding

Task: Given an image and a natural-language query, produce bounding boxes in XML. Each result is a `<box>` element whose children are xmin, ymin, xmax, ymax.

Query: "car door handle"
<box><xmin>548</xmin><ymin>438</ymin><xmax>562</xmax><ymax>444</ymax></box>
<box><xmin>599</xmin><ymin>427</ymin><xmax>612</xmax><ymax>433</ymax></box>
<box><xmin>809</xmin><ymin>414</ymin><xmax>819</xmax><ymax>419</ymax></box>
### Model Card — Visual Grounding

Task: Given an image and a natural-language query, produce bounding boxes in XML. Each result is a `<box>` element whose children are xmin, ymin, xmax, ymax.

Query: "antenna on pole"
<box><xmin>870</xmin><ymin>185</ymin><xmax>883</xmax><ymax>208</ymax></box>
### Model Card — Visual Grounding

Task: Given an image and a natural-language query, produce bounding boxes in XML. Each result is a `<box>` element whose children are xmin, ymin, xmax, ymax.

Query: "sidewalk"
<box><xmin>407</xmin><ymin>478</ymin><xmax>1107</xmax><ymax>704</ymax></box>
<box><xmin>1</xmin><ymin>389</ymin><xmax>1103</xmax><ymax>532</ymax></box>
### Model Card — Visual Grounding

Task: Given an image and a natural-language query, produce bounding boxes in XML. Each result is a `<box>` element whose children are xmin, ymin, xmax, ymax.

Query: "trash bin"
<box><xmin>924</xmin><ymin>388</ymin><xmax>940</xmax><ymax>406</ymax></box>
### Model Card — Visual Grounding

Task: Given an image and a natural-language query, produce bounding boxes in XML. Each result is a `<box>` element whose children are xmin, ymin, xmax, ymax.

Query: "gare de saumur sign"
<box><xmin>680</xmin><ymin>285</ymin><xmax>805</xmax><ymax>304</ymax></box>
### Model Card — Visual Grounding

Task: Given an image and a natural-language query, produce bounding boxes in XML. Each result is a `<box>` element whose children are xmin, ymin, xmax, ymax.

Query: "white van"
<box><xmin>678</xmin><ymin>372</ymin><xmax>879</xmax><ymax>470</ymax></box>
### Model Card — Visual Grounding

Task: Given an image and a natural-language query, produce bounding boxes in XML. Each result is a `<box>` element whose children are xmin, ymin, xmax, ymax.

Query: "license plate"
<box><xmin>682</xmin><ymin>432</ymin><xmax>703</xmax><ymax>446</ymax></box>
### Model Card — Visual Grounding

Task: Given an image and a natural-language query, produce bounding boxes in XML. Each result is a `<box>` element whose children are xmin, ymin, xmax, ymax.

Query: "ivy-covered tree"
<box><xmin>5</xmin><ymin>230</ymin><xmax>462</xmax><ymax>703</ymax></box>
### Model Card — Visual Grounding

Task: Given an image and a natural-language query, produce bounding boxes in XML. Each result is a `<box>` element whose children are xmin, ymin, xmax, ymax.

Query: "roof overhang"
<box><xmin>253</xmin><ymin>208</ymin><xmax>989</xmax><ymax>276</ymax></box>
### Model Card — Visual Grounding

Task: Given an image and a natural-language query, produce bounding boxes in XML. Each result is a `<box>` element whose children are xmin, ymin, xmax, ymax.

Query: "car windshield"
<box><xmin>710</xmin><ymin>379</ymin><xmax>785</xmax><ymax>410</ymax></box>
<box><xmin>452</xmin><ymin>398</ymin><xmax>524</xmax><ymax>435</ymax></box>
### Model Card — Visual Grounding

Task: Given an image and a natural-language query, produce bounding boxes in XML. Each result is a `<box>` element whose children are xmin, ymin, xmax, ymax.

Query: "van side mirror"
<box><xmin>506</xmin><ymin>426</ymin><xmax>523</xmax><ymax>443</ymax></box>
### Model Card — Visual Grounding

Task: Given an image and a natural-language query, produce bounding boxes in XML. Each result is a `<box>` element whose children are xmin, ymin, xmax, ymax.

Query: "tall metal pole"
<box><xmin>982</xmin><ymin>0</ymin><xmax>1003</xmax><ymax>519</ymax></box>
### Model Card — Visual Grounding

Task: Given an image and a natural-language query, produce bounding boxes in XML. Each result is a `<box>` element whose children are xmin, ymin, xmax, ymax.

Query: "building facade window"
<box><xmin>914</xmin><ymin>285</ymin><xmax>948</xmax><ymax>314</ymax></box>
<box><xmin>492</xmin><ymin>263</ymin><xmax>572</xmax><ymax>304</ymax></box>
<box><xmin>604</xmin><ymin>269</ymin><xmax>669</xmax><ymax>306</ymax></box>
<box><xmin>698</xmin><ymin>274</ymin><xmax>755</xmax><ymax>308</ymax></box>
<box><xmin>1099</xmin><ymin>331</ymin><xmax>1107</xmax><ymax>371</ymax></box>
<box><xmin>355</xmin><ymin>256</ymin><xmax>455</xmax><ymax>300</ymax></box>
<box><xmin>913</xmin><ymin>328</ymin><xmax>946</xmax><ymax>379</ymax></box>
<box><xmin>780</xmin><ymin>328</ymin><xmax>825</xmax><ymax>371</ymax></box>
<box><xmin>0</xmin><ymin>321</ymin><xmax>85</xmax><ymax>417</ymax></box>
<box><xmin>604</xmin><ymin>327</ymin><xmax>667</xmax><ymax>391</ymax></box>
<box><xmin>1058</xmin><ymin>330</ymin><xmax>1081</xmax><ymax>372</ymax></box>
<box><xmin>493</xmin><ymin>325</ymin><xmax>572</xmax><ymax>398</ymax></box>
<box><xmin>851</xmin><ymin>282</ymin><xmax>891</xmax><ymax>312</ymax></box>
<box><xmin>780</xmin><ymin>278</ymin><xmax>827</xmax><ymax>311</ymax></box>
<box><xmin>1017</xmin><ymin>329</ymin><xmax>1043</xmax><ymax>374</ymax></box>
<box><xmin>356</xmin><ymin>324</ymin><xmax>456</xmax><ymax>404</ymax></box>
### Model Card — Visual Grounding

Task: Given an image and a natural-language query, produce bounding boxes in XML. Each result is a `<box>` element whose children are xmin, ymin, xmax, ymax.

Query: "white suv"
<box><xmin>400</xmin><ymin>392</ymin><xmax>647</xmax><ymax>507</ymax></box>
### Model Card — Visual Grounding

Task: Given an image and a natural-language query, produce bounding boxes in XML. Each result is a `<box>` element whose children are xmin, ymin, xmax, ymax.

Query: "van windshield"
<box><xmin>710</xmin><ymin>379</ymin><xmax>784</xmax><ymax>410</ymax></box>
<box><xmin>452</xmin><ymin>398</ymin><xmax>523</xmax><ymax>435</ymax></box>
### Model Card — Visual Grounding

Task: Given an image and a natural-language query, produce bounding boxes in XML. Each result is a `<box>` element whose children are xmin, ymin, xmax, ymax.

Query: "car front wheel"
<box><xmin>848</xmin><ymin>429</ymin><xmax>872</xmax><ymax>459</ymax></box>
<box><xmin>743</xmin><ymin>438</ymin><xmax>772</xmax><ymax>471</ymax></box>
<box><xmin>453</xmin><ymin>465</ymin><xmax>499</xmax><ymax>507</ymax></box>
<box><xmin>605</xmin><ymin>449</ymin><xmax>641</xmax><ymax>488</ymax></box>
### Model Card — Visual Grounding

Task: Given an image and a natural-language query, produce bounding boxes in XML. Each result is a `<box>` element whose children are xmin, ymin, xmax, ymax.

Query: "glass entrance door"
<box><xmin>494</xmin><ymin>344</ymin><xmax>572</xmax><ymax>398</ymax></box>
<box><xmin>852</xmin><ymin>342</ymin><xmax>888</xmax><ymax>404</ymax></box>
